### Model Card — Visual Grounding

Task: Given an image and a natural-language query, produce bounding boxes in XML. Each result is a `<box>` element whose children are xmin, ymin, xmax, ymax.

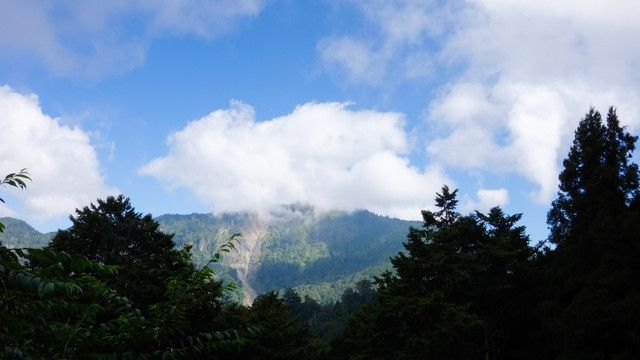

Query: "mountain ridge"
<box><xmin>1</xmin><ymin>207</ymin><xmax>420</xmax><ymax>304</ymax></box>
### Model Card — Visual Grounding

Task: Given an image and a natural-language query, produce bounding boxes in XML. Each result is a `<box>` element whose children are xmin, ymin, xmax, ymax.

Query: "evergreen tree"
<box><xmin>474</xmin><ymin>207</ymin><xmax>538</xmax><ymax>359</ymax></box>
<box><xmin>3</xmin><ymin>233</ymin><xmax>248</xmax><ymax>359</ymax></box>
<box><xmin>46</xmin><ymin>195</ymin><xmax>187</xmax><ymax>311</ymax></box>
<box><xmin>217</xmin><ymin>290</ymin><xmax>329</xmax><ymax>360</ymax></box>
<box><xmin>548</xmin><ymin>107</ymin><xmax>639</xmax><ymax>246</ymax></box>
<box><xmin>2</xmin><ymin>182</ymin><xmax>247</xmax><ymax>358</ymax></box>
<box><xmin>335</xmin><ymin>186</ymin><xmax>535</xmax><ymax>359</ymax></box>
<box><xmin>544</xmin><ymin>107</ymin><xmax>640</xmax><ymax>358</ymax></box>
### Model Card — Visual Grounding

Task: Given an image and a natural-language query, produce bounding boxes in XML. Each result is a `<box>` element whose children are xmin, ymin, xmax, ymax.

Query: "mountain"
<box><xmin>1</xmin><ymin>206</ymin><xmax>420</xmax><ymax>304</ymax></box>
<box><xmin>0</xmin><ymin>217</ymin><xmax>55</xmax><ymax>248</ymax></box>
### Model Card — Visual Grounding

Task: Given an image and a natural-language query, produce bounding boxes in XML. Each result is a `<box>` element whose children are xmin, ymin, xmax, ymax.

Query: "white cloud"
<box><xmin>140</xmin><ymin>101</ymin><xmax>451</xmax><ymax>220</ymax></box>
<box><xmin>0</xmin><ymin>0</ymin><xmax>266</xmax><ymax>77</ymax></box>
<box><xmin>427</xmin><ymin>81</ymin><xmax>572</xmax><ymax>201</ymax></box>
<box><xmin>462</xmin><ymin>188</ymin><xmax>509</xmax><ymax>214</ymax></box>
<box><xmin>434</xmin><ymin>0</ymin><xmax>640</xmax><ymax>202</ymax></box>
<box><xmin>447</xmin><ymin>0</ymin><xmax>640</xmax><ymax>86</ymax></box>
<box><xmin>426</xmin><ymin>82</ymin><xmax>503</xmax><ymax>169</ymax></box>
<box><xmin>325</xmin><ymin>0</ymin><xmax>640</xmax><ymax>203</ymax></box>
<box><xmin>0</xmin><ymin>85</ymin><xmax>117</xmax><ymax>222</ymax></box>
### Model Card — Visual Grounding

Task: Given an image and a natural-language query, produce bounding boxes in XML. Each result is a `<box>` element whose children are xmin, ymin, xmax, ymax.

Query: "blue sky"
<box><xmin>1</xmin><ymin>0</ymin><xmax>639</xmax><ymax>243</ymax></box>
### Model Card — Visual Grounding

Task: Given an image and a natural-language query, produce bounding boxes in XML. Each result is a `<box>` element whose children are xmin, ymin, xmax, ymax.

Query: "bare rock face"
<box><xmin>223</xmin><ymin>213</ymin><xmax>269</xmax><ymax>305</ymax></box>
<box><xmin>217</xmin><ymin>205</ymin><xmax>316</xmax><ymax>305</ymax></box>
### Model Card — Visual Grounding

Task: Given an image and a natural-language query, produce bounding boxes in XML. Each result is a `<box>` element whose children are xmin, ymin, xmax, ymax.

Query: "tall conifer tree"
<box><xmin>47</xmin><ymin>195</ymin><xmax>188</xmax><ymax>311</ymax></box>
<box><xmin>335</xmin><ymin>186</ymin><xmax>535</xmax><ymax>359</ymax></box>
<box><xmin>545</xmin><ymin>107</ymin><xmax>640</xmax><ymax>358</ymax></box>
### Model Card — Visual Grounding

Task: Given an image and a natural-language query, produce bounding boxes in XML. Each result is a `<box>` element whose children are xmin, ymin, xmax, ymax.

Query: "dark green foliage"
<box><xmin>473</xmin><ymin>207</ymin><xmax>540</xmax><ymax>358</ymax></box>
<box><xmin>1</xmin><ymin>246</ymin><xmax>120</xmax><ymax>359</ymax></box>
<box><xmin>0</xmin><ymin>182</ymin><xmax>252</xmax><ymax>358</ymax></box>
<box><xmin>0</xmin><ymin>168</ymin><xmax>30</xmax><ymax>234</ymax></box>
<box><xmin>548</xmin><ymin>107</ymin><xmax>639</xmax><ymax>246</ymax></box>
<box><xmin>307</xmin><ymin>279</ymin><xmax>376</xmax><ymax>341</ymax></box>
<box><xmin>2</xmin><ymin>191</ymin><xmax>334</xmax><ymax>359</ymax></box>
<box><xmin>544</xmin><ymin>107</ymin><xmax>640</xmax><ymax>358</ymax></box>
<box><xmin>243</xmin><ymin>291</ymin><xmax>329</xmax><ymax>359</ymax></box>
<box><xmin>335</xmin><ymin>186</ymin><xmax>536</xmax><ymax>359</ymax></box>
<box><xmin>1</xmin><ymin>234</ymin><xmax>251</xmax><ymax>359</ymax></box>
<box><xmin>47</xmin><ymin>195</ymin><xmax>186</xmax><ymax>310</ymax></box>
<box><xmin>136</xmin><ymin>236</ymin><xmax>255</xmax><ymax>359</ymax></box>
<box><xmin>49</xmin><ymin>195</ymin><xmax>176</xmax><ymax>263</ymax></box>
<box><xmin>216</xmin><ymin>290</ymin><xmax>329</xmax><ymax>360</ymax></box>
<box><xmin>2</xmin><ymin>180</ymin><xmax>331</xmax><ymax>358</ymax></box>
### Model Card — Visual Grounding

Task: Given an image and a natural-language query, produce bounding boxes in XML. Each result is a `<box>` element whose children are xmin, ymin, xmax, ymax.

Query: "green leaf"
<box><xmin>37</xmin><ymin>281</ymin><xmax>46</xmax><ymax>297</ymax></box>
<box><xmin>42</xmin><ymin>282</ymin><xmax>54</xmax><ymax>297</ymax></box>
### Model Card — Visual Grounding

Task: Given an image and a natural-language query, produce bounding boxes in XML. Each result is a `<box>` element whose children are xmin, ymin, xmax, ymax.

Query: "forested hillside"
<box><xmin>0</xmin><ymin>217</ymin><xmax>54</xmax><ymax>248</ymax></box>
<box><xmin>2</xmin><ymin>207</ymin><xmax>419</xmax><ymax>304</ymax></box>
<box><xmin>156</xmin><ymin>207</ymin><xmax>419</xmax><ymax>304</ymax></box>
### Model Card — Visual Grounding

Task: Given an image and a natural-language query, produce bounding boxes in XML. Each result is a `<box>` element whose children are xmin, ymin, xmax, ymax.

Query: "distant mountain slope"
<box><xmin>0</xmin><ymin>217</ymin><xmax>54</xmax><ymax>248</ymax></box>
<box><xmin>156</xmin><ymin>206</ymin><xmax>420</xmax><ymax>304</ymax></box>
<box><xmin>1</xmin><ymin>206</ymin><xmax>420</xmax><ymax>304</ymax></box>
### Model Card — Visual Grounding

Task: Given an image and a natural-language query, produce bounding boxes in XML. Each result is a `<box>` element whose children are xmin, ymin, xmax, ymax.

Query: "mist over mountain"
<box><xmin>1</xmin><ymin>205</ymin><xmax>420</xmax><ymax>304</ymax></box>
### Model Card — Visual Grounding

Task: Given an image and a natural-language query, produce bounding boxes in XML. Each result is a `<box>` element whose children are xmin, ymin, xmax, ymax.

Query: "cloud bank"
<box><xmin>320</xmin><ymin>0</ymin><xmax>640</xmax><ymax>203</ymax></box>
<box><xmin>140</xmin><ymin>101</ymin><xmax>451</xmax><ymax>220</ymax></box>
<box><xmin>0</xmin><ymin>85</ymin><xmax>117</xmax><ymax>222</ymax></box>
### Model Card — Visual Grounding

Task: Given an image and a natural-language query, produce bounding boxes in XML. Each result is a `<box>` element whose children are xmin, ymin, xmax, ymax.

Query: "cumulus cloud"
<box><xmin>140</xmin><ymin>101</ymin><xmax>451</xmax><ymax>220</ymax></box>
<box><xmin>427</xmin><ymin>81</ymin><xmax>572</xmax><ymax>202</ymax></box>
<box><xmin>431</xmin><ymin>0</ymin><xmax>640</xmax><ymax>202</ymax></box>
<box><xmin>0</xmin><ymin>85</ymin><xmax>117</xmax><ymax>222</ymax></box>
<box><xmin>462</xmin><ymin>188</ymin><xmax>509</xmax><ymax>214</ymax></box>
<box><xmin>0</xmin><ymin>0</ymin><xmax>266</xmax><ymax>77</ymax></box>
<box><xmin>322</xmin><ymin>0</ymin><xmax>640</xmax><ymax>203</ymax></box>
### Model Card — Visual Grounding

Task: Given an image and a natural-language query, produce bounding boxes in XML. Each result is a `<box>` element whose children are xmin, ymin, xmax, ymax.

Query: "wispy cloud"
<box><xmin>318</xmin><ymin>0</ymin><xmax>453</xmax><ymax>84</ymax></box>
<box><xmin>318</xmin><ymin>37</ymin><xmax>385</xmax><ymax>85</ymax></box>
<box><xmin>0</xmin><ymin>0</ymin><xmax>266</xmax><ymax>78</ymax></box>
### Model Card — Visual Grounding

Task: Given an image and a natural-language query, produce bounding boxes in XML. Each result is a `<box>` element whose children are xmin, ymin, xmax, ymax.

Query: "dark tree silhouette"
<box><xmin>47</xmin><ymin>195</ymin><xmax>186</xmax><ymax>310</ymax></box>
<box><xmin>544</xmin><ymin>107</ymin><xmax>640</xmax><ymax>358</ymax></box>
